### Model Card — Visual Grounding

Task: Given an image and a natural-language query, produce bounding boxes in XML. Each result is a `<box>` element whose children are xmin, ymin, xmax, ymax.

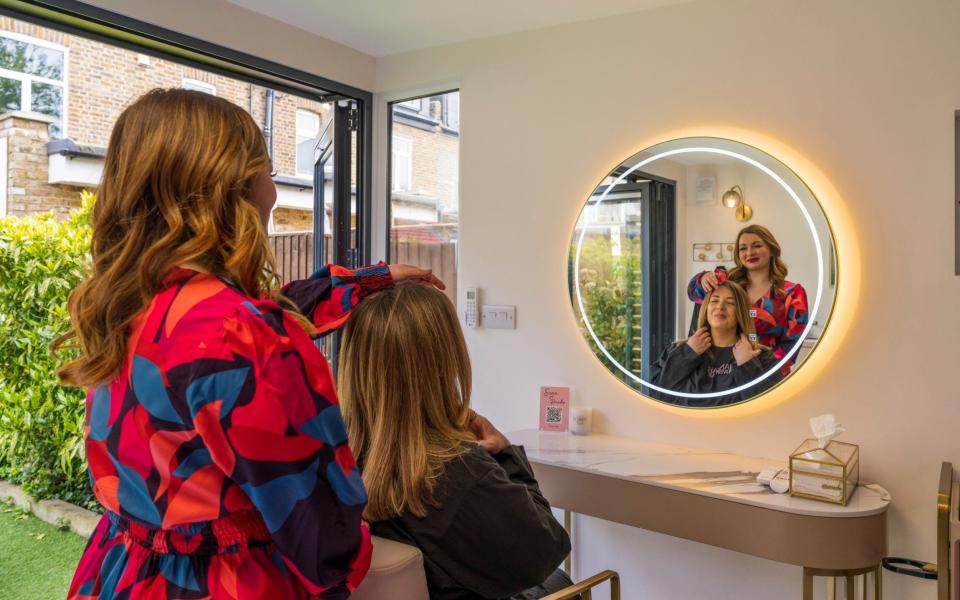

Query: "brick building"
<box><xmin>0</xmin><ymin>16</ymin><xmax>459</xmax><ymax>236</ymax></box>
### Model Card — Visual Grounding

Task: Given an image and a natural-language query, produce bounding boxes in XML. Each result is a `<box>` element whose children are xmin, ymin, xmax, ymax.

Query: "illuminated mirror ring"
<box><xmin>573</xmin><ymin>141</ymin><xmax>825</xmax><ymax>400</ymax></box>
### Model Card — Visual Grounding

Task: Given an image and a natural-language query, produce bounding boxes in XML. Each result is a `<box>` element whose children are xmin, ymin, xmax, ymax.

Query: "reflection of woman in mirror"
<box><xmin>687</xmin><ymin>224</ymin><xmax>808</xmax><ymax>374</ymax></box>
<box><xmin>652</xmin><ymin>280</ymin><xmax>783</xmax><ymax>407</ymax></box>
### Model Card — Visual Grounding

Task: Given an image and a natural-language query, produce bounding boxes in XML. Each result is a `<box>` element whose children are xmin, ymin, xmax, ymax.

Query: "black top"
<box><xmin>649</xmin><ymin>342</ymin><xmax>784</xmax><ymax>407</ymax></box>
<box><xmin>369</xmin><ymin>444</ymin><xmax>571</xmax><ymax>600</ymax></box>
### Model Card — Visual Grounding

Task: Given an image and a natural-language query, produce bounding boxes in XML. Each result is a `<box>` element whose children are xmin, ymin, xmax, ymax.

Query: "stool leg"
<box><xmin>803</xmin><ymin>568</ymin><xmax>813</xmax><ymax>600</ymax></box>
<box><xmin>875</xmin><ymin>565</ymin><xmax>882</xmax><ymax>600</ymax></box>
<box><xmin>846</xmin><ymin>574</ymin><xmax>855</xmax><ymax>599</ymax></box>
<box><xmin>563</xmin><ymin>510</ymin><xmax>572</xmax><ymax>576</ymax></box>
<box><xmin>827</xmin><ymin>576</ymin><xmax>836</xmax><ymax>600</ymax></box>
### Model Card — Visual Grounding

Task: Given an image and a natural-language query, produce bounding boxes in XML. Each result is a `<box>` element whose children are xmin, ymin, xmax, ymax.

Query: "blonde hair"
<box><xmin>338</xmin><ymin>285</ymin><xmax>475</xmax><ymax>520</ymax></box>
<box><xmin>727</xmin><ymin>224</ymin><xmax>788</xmax><ymax>296</ymax></box>
<box><xmin>54</xmin><ymin>88</ymin><xmax>276</xmax><ymax>386</ymax></box>
<box><xmin>697</xmin><ymin>280</ymin><xmax>759</xmax><ymax>349</ymax></box>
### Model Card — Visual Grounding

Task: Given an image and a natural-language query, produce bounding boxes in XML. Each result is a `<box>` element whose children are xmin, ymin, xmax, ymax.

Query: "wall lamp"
<box><xmin>721</xmin><ymin>185</ymin><xmax>752</xmax><ymax>222</ymax></box>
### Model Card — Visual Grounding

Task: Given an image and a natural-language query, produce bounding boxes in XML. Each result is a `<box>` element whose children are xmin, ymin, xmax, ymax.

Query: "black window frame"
<box><xmin>0</xmin><ymin>0</ymin><xmax>374</xmax><ymax>266</ymax></box>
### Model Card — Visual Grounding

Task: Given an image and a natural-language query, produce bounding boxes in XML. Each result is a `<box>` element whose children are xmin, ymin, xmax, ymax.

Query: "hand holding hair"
<box><xmin>468</xmin><ymin>410</ymin><xmax>511</xmax><ymax>455</ymax></box>
<box><xmin>700</xmin><ymin>271</ymin><xmax>719</xmax><ymax>293</ymax></box>
<box><xmin>388</xmin><ymin>264</ymin><xmax>446</xmax><ymax>290</ymax></box>
<box><xmin>686</xmin><ymin>326</ymin><xmax>712</xmax><ymax>355</ymax></box>
<box><xmin>733</xmin><ymin>334</ymin><xmax>761</xmax><ymax>366</ymax></box>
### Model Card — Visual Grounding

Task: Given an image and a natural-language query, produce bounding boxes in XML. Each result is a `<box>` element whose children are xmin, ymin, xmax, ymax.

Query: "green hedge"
<box><xmin>0</xmin><ymin>193</ymin><xmax>96</xmax><ymax>510</ymax></box>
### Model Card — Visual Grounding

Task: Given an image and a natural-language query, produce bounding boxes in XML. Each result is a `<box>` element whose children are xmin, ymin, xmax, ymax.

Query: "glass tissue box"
<box><xmin>789</xmin><ymin>439</ymin><xmax>859</xmax><ymax>505</ymax></box>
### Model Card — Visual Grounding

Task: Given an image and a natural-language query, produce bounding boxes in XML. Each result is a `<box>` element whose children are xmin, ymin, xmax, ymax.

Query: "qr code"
<box><xmin>545</xmin><ymin>406</ymin><xmax>563</xmax><ymax>423</ymax></box>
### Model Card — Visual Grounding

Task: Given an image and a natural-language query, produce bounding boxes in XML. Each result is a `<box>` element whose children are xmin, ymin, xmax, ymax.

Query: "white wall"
<box><xmin>375</xmin><ymin>1</ymin><xmax>960</xmax><ymax>597</ymax></box>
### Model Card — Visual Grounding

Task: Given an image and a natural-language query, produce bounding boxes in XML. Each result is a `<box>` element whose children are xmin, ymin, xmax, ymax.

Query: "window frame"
<box><xmin>295</xmin><ymin>108</ymin><xmax>321</xmax><ymax>178</ymax></box>
<box><xmin>390</xmin><ymin>134</ymin><xmax>412</xmax><ymax>193</ymax></box>
<box><xmin>180</xmin><ymin>77</ymin><xmax>215</xmax><ymax>95</ymax></box>
<box><xmin>0</xmin><ymin>29</ymin><xmax>69</xmax><ymax>137</ymax></box>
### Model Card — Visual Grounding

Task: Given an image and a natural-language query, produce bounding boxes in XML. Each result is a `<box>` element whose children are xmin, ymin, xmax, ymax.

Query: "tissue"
<box><xmin>810</xmin><ymin>414</ymin><xmax>845</xmax><ymax>448</ymax></box>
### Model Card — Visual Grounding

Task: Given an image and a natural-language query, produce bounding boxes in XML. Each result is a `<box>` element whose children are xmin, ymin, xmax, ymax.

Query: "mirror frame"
<box><xmin>569</xmin><ymin>136</ymin><xmax>839</xmax><ymax>407</ymax></box>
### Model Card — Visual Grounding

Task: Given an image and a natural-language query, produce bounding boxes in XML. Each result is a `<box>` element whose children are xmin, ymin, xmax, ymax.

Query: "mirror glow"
<box><xmin>570</xmin><ymin>138</ymin><xmax>835</xmax><ymax>408</ymax></box>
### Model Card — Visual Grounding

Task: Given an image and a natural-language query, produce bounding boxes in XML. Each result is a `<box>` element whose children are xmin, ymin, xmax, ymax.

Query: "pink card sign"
<box><xmin>539</xmin><ymin>386</ymin><xmax>570</xmax><ymax>432</ymax></box>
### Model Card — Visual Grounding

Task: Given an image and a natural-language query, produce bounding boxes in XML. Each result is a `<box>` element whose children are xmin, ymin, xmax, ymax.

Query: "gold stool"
<box><xmin>541</xmin><ymin>570</ymin><xmax>620</xmax><ymax>600</ymax></box>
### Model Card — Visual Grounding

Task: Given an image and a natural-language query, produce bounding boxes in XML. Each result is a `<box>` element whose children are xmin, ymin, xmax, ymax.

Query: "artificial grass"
<box><xmin>0</xmin><ymin>501</ymin><xmax>88</xmax><ymax>600</ymax></box>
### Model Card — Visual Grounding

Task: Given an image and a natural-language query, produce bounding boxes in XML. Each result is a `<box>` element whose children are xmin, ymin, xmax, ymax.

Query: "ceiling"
<box><xmin>225</xmin><ymin>0</ymin><xmax>699</xmax><ymax>57</ymax></box>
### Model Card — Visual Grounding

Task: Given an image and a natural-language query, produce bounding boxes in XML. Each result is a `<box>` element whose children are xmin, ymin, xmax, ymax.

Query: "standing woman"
<box><xmin>55</xmin><ymin>89</ymin><xmax>439</xmax><ymax>599</ymax></box>
<box><xmin>687</xmin><ymin>224</ymin><xmax>808</xmax><ymax>373</ymax></box>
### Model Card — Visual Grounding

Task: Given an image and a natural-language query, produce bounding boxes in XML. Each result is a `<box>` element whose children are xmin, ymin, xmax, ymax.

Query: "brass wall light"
<box><xmin>721</xmin><ymin>185</ymin><xmax>752</xmax><ymax>222</ymax></box>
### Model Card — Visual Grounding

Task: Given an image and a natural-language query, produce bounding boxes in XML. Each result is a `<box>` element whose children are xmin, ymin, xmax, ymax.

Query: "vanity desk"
<box><xmin>510</xmin><ymin>430</ymin><xmax>890</xmax><ymax>599</ymax></box>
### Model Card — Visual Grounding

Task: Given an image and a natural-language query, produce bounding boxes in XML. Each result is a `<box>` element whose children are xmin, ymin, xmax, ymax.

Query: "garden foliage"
<box><xmin>0</xmin><ymin>193</ymin><xmax>95</xmax><ymax>510</ymax></box>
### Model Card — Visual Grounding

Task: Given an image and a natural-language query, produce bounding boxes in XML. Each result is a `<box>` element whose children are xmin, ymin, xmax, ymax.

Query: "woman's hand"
<box><xmin>686</xmin><ymin>326</ymin><xmax>712</xmax><ymax>355</ymax></box>
<box><xmin>388</xmin><ymin>264</ymin><xmax>446</xmax><ymax>290</ymax></box>
<box><xmin>468</xmin><ymin>410</ymin><xmax>511</xmax><ymax>454</ymax></box>
<box><xmin>733</xmin><ymin>334</ymin><xmax>761</xmax><ymax>366</ymax></box>
<box><xmin>700</xmin><ymin>271</ymin><xmax>719</xmax><ymax>293</ymax></box>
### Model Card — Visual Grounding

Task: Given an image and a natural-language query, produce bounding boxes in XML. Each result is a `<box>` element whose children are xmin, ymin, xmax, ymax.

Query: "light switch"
<box><xmin>480</xmin><ymin>304</ymin><xmax>515</xmax><ymax>329</ymax></box>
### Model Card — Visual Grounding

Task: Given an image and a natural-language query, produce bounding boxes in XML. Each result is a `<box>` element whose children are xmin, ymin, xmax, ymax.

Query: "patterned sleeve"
<box><xmin>187</xmin><ymin>300</ymin><xmax>372</xmax><ymax>598</ymax></box>
<box><xmin>279</xmin><ymin>263</ymin><xmax>394</xmax><ymax>335</ymax></box>
<box><xmin>772</xmin><ymin>283</ymin><xmax>810</xmax><ymax>366</ymax></box>
<box><xmin>686</xmin><ymin>266</ymin><xmax>729</xmax><ymax>302</ymax></box>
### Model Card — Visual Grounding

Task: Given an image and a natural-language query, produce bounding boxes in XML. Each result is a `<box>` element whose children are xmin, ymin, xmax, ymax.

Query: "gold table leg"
<box><xmin>564</xmin><ymin>509</ymin><xmax>572</xmax><ymax>576</ymax></box>
<box><xmin>804</xmin><ymin>565</ymin><xmax>881</xmax><ymax>600</ymax></box>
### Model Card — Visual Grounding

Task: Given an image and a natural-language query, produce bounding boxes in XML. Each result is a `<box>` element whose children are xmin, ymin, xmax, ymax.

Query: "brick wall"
<box><xmin>0</xmin><ymin>18</ymin><xmax>458</xmax><ymax>228</ymax></box>
<box><xmin>0</xmin><ymin>112</ymin><xmax>82</xmax><ymax>216</ymax></box>
<box><xmin>1</xmin><ymin>16</ymin><xmax>332</xmax><ymax>218</ymax></box>
<box><xmin>393</xmin><ymin>122</ymin><xmax>459</xmax><ymax>213</ymax></box>
<box><xmin>272</xmin><ymin>207</ymin><xmax>313</xmax><ymax>232</ymax></box>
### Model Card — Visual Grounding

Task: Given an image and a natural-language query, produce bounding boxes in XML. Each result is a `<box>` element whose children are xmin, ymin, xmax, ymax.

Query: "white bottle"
<box><xmin>570</xmin><ymin>407</ymin><xmax>593</xmax><ymax>435</ymax></box>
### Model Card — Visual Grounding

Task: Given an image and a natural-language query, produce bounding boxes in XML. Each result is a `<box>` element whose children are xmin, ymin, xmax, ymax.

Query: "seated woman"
<box><xmin>687</xmin><ymin>224</ymin><xmax>808</xmax><ymax>374</ymax></box>
<box><xmin>651</xmin><ymin>280</ymin><xmax>784</xmax><ymax>407</ymax></box>
<box><xmin>338</xmin><ymin>285</ymin><xmax>573</xmax><ymax>600</ymax></box>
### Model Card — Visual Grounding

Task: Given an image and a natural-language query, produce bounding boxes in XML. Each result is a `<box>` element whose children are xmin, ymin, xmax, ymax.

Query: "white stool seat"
<box><xmin>352</xmin><ymin>535</ymin><xmax>429</xmax><ymax>600</ymax></box>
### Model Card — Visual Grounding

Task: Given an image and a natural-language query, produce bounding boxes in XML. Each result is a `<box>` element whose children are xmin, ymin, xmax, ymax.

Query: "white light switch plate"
<box><xmin>480</xmin><ymin>304</ymin><xmax>515</xmax><ymax>329</ymax></box>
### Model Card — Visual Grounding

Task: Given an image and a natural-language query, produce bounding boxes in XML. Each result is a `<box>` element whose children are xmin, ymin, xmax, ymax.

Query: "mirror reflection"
<box><xmin>569</xmin><ymin>138</ymin><xmax>835</xmax><ymax>408</ymax></box>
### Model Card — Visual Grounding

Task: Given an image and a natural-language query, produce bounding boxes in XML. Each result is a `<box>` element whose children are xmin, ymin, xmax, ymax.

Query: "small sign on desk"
<box><xmin>539</xmin><ymin>386</ymin><xmax>569</xmax><ymax>432</ymax></box>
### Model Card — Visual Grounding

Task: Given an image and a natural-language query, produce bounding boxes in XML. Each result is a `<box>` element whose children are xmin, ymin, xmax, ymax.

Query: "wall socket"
<box><xmin>480</xmin><ymin>304</ymin><xmax>515</xmax><ymax>329</ymax></box>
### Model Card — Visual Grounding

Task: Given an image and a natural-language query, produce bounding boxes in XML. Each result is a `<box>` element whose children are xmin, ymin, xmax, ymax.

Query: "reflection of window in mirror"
<box><xmin>574</xmin><ymin>173</ymin><xmax>677</xmax><ymax>386</ymax></box>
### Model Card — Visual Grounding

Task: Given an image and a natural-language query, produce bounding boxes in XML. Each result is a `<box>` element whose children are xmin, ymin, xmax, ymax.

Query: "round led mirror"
<box><xmin>569</xmin><ymin>137</ymin><xmax>836</xmax><ymax>408</ymax></box>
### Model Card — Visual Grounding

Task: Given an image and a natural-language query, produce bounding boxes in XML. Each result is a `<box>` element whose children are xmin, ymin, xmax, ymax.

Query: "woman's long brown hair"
<box><xmin>726</xmin><ymin>224</ymin><xmax>788</xmax><ymax>296</ymax></box>
<box><xmin>338</xmin><ymin>285</ymin><xmax>475</xmax><ymax>520</ymax></box>
<box><xmin>53</xmin><ymin>88</ymin><xmax>275</xmax><ymax>386</ymax></box>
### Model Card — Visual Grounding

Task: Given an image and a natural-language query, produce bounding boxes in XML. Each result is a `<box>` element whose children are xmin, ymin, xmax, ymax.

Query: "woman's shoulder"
<box><xmin>439</xmin><ymin>444</ymin><xmax>504</xmax><ymax>488</ymax></box>
<box><xmin>781</xmin><ymin>280</ymin><xmax>807</xmax><ymax>295</ymax></box>
<box><xmin>160</xmin><ymin>272</ymin><xmax>287</xmax><ymax>343</ymax></box>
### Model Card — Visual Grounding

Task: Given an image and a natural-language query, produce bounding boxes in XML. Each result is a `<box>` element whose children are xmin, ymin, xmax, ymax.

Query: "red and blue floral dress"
<box><xmin>68</xmin><ymin>264</ymin><xmax>392</xmax><ymax>599</ymax></box>
<box><xmin>687</xmin><ymin>267</ymin><xmax>809</xmax><ymax>374</ymax></box>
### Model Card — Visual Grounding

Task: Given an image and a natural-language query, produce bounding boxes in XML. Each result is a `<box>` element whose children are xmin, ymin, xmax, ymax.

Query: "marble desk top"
<box><xmin>509</xmin><ymin>429</ymin><xmax>890</xmax><ymax>518</ymax></box>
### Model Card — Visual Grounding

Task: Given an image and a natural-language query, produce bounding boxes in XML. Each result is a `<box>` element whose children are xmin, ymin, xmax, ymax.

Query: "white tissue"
<box><xmin>810</xmin><ymin>414</ymin><xmax>845</xmax><ymax>448</ymax></box>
